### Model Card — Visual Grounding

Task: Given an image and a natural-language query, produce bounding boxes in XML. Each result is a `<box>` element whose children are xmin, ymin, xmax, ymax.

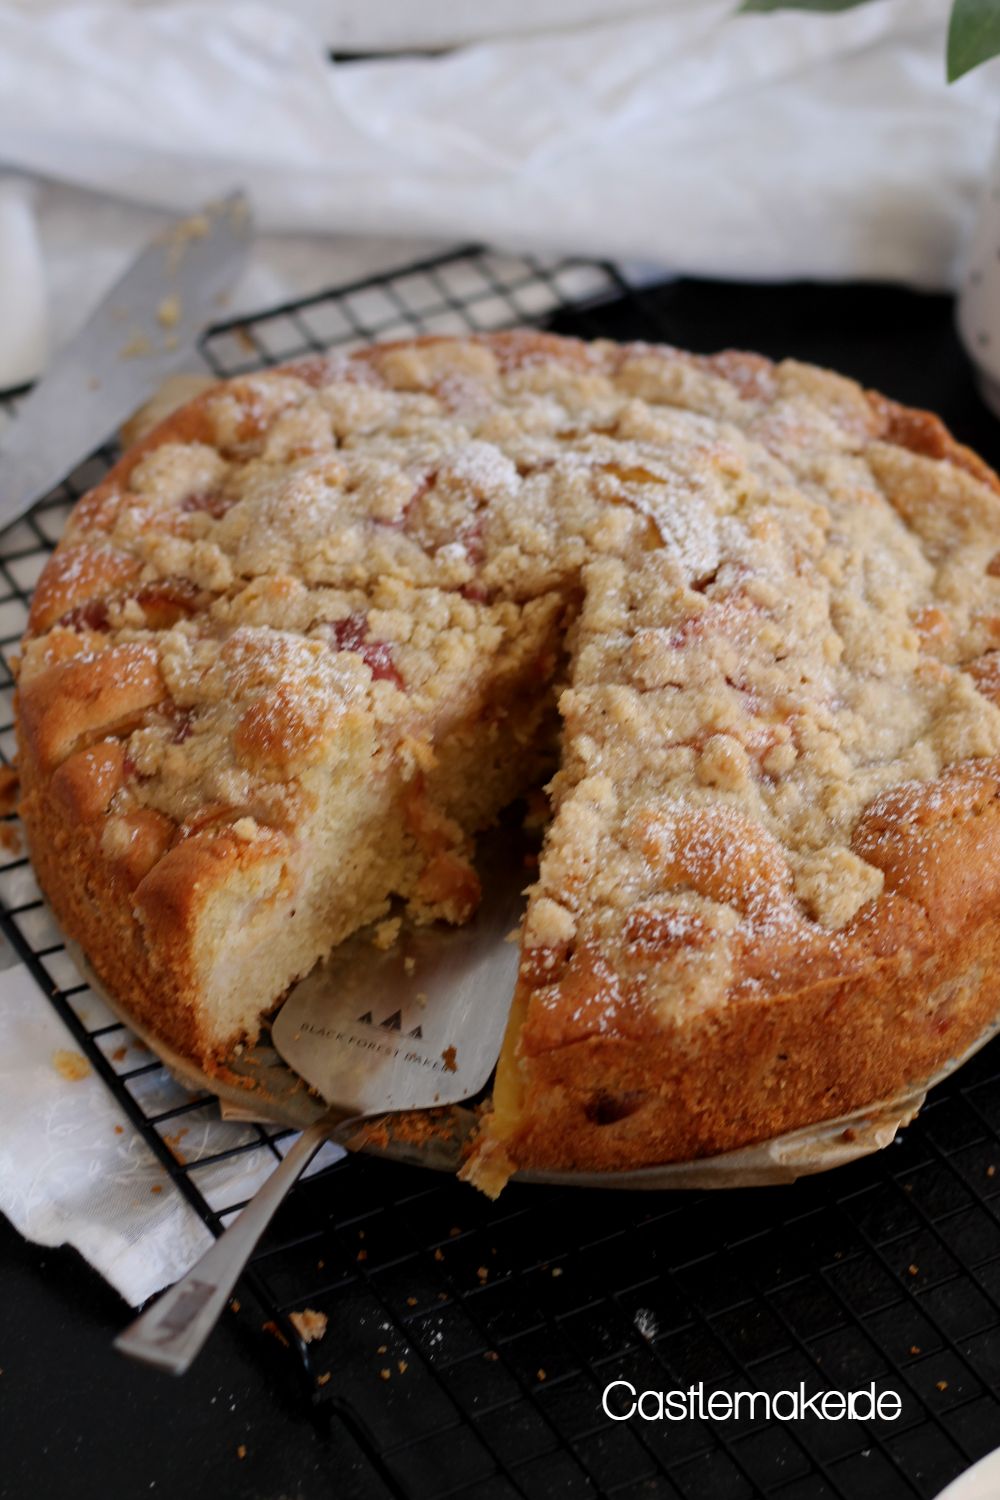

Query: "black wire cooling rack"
<box><xmin>5</xmin><ymin>246</ymin><xmax>1000</xmax><ymax>1499</ymax></box>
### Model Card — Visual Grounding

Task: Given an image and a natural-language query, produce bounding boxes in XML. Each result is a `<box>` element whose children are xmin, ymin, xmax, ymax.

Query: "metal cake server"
<box><xmin>115</xmin><ymin>823</ymin><xmax>528</xmax><ymax>1374</ymax></box>
<box><xmin>0</xmin><ymin>191</ymin><xmax>253</xmax><ymax>530</ymax></box>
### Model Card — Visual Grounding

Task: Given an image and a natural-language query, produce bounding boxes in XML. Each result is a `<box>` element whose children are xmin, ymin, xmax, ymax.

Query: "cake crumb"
<box><xmin>372</xmin><ymin>916</ymin><xmax>402</xmax><ymax>950</ymax></box>
<box><xmin>316</xmin><ymin>1372</ymin><xmax>331</xmax><ymax>1386</ymax></box>
<box><xmin>441</xmin><ymin>1046</ymin><xmax>458</xmax><ymax>1073</ymax></box>
<box><xmin>52</xmin><ymin>1050</ymin><xmax>90</xmax><ymax>1082</ymax></box>
<box><xmin>163</xmin><ymin>1127</ymin><xmax>189</xmax><ymax>1163</ymax></box>
<box><xmin>157</xmin><ymin>295</ymin><xmax>181</xmax><ymax>329</ymax></box>
<box><xmin>119</xmin><ymin>330</ymin><xmax>152</xmax><ymax>359</ymax></box>
<box><xmin>397</xmin><ymin>1359</ymin><xmax>408</xmax><ymax>1375</ymax></box>
<box><xmin>936</xmin><ymin>1380</ymin><xmax>949</xmax><ymax>1392</ymax></box>
<box><xmin>289</xmin><ymin>1309</ymin><xmax>328</xmax><ymax>1344</ymax></box>
<box><xmin>379</xmin><ymin>1368</ymin><xmax>391</xmax><ymax>1381</ymax></box>
<box><xmin>236</xmin><ymin>1445</ymin><xmax>247</xmax><ymax>1460</ymax></box>
<box><xmin>404</xmin><ymin>956</ymin><xmax>417</xmax><ymax>976</ymax></box>
<box><xmin>908</xmin><ymin>1264</ymin><xmax>919</xmax><ymax>1277</ymax></box>
<box><xmin>537</xmin><ymin>1369</ymin><xmax>547</xmax><ymax>1382</ymax></box>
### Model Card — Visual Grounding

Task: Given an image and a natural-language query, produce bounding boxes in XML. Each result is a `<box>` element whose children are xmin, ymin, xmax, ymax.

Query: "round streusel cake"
<box><xmin>15</xmin><ymin>330</ymin><xmax>1000</xmax><ymax>1192</ymax></box>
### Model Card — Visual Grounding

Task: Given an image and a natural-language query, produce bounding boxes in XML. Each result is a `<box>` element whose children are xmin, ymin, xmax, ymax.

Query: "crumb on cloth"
<box><xmin>52</xmin><ymin>1050</ymin><xmax>90</xmax><ymax>1082</ymax></box>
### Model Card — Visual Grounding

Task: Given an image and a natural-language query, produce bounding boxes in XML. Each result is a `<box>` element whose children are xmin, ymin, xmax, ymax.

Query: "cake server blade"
<box><xmin>269</xmin><ymin>821</ymin><xmax>528</xmax><ymax>1116</ymax></box>
<box><xmin>0</xmin><ymin>191</ymin><xmax>253</xmax><ymax>532</ymax></box>
<box><xmin>114</xmin><ymin>820</ymin><xmax>529</xmax><ymax>1374</ymax></box>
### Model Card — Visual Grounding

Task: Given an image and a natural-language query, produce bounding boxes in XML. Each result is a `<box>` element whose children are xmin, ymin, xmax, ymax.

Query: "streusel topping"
<box><xmin>21</xmin><ymin>334</ymin><xmax>1000</xmax><ymax>1036</ymax></box>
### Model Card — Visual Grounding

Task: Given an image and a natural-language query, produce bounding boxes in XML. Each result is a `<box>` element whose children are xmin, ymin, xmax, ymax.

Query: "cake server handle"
<box><xmin>114</xmin><ymin>1107</ymin><xmax>352</xmax><ymax>1374</ymax></box>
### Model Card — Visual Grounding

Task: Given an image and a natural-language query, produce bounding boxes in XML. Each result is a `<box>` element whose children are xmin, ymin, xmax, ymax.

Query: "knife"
<box><xmin>0</xmin><ymin>190</ymin><xmax>253</xmax><ymax>531</ymax></box>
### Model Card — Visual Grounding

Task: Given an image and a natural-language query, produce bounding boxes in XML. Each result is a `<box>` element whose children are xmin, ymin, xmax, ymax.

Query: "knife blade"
<box><xmin>0</xmin><ymin>190</ymin><xmax>253</xmax><ymax>531</ymax></box>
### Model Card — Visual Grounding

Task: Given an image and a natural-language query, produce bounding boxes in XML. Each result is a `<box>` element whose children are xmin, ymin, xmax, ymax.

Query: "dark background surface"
<box><xmin>4</xmin><ymin>272</ymin><xmax>1000</xmax><ymax>1500</ymax></box>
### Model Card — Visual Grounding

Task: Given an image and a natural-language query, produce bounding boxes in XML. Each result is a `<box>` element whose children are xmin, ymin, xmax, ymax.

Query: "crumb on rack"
<box><xmin>289</xmin><ymin>1308</ymin><xmax>328</xmax><ymax>1344</ymax></box>
<box><xmin>162</xmin><ymin>1127</ymin><xmax>189</xmax><ymax>1164</ymax></box>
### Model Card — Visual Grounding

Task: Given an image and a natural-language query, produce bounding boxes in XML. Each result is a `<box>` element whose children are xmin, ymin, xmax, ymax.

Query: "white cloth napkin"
<box><xmin>1</xmin><ymin>0</ymin><xmax>678</xmax><ymax>52</ymax></box>
<box><xmin>0</xmin><ymin>961</ymin><xmax>213</xmax><ymax>1304</ymax></box>
<box><xmin>0</xmin><ymin>953</ymin><xmax>343</xmax><ymax>1305</ymax></box>
<box><xmin>0</xmin><ymin>0</ymin><xmax>998</xmax><ymax>388</ymax></box>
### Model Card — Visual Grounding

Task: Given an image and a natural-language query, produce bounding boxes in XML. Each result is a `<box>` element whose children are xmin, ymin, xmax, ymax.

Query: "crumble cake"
<box><xmin>15</xmin><ymin>330</ymin><xmax>1000</xmax><ymax>1191</ymax></box>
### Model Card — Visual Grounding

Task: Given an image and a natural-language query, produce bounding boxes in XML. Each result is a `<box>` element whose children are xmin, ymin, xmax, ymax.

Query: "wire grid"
<box><xmin>3</xmin><ymin>247</ymin><xmax>1000</xmax><ymax>1498</ymax></box>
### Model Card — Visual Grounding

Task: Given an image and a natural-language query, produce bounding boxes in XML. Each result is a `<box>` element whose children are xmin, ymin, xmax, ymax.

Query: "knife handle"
<box><xmin>113</xmin><ymin>1114</ymin><xmax>341</xmax><ymax>1374</ymax></box>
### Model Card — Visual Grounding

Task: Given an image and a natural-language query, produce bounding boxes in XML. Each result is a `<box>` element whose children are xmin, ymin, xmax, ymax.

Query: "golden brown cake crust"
<box><xmin>482</xmin><ymin>761</ymin><xmax>1000</xmax><ymax>1178</ymax></box>
<box><xmin>14</xmin><ymin>329</ymin><xmax>1000</xmax><ymax>1181</ymax></box>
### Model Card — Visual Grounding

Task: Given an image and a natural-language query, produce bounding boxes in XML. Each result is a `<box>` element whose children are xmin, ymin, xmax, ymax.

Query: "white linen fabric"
<box><xmin>0</xmin><ymin>957</ymin><xmax>343</xmax><ymax>1305</ymax></box>
<box><xmin>0</xmin><ymin>0</ymin><xmax>997</xmax><ymax>387</ymax></box>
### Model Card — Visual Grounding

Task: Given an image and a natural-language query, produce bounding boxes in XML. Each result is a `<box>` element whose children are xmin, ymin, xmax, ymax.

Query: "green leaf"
<box><xmin>947</xmin><ymin>0</ymin><xmax>1000</xmax><ymax>79</ymax></box>
<box><xmin>737</xmin><ymin>1</ymin><xmax>875</xmax><ymax>12</ymax></box>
